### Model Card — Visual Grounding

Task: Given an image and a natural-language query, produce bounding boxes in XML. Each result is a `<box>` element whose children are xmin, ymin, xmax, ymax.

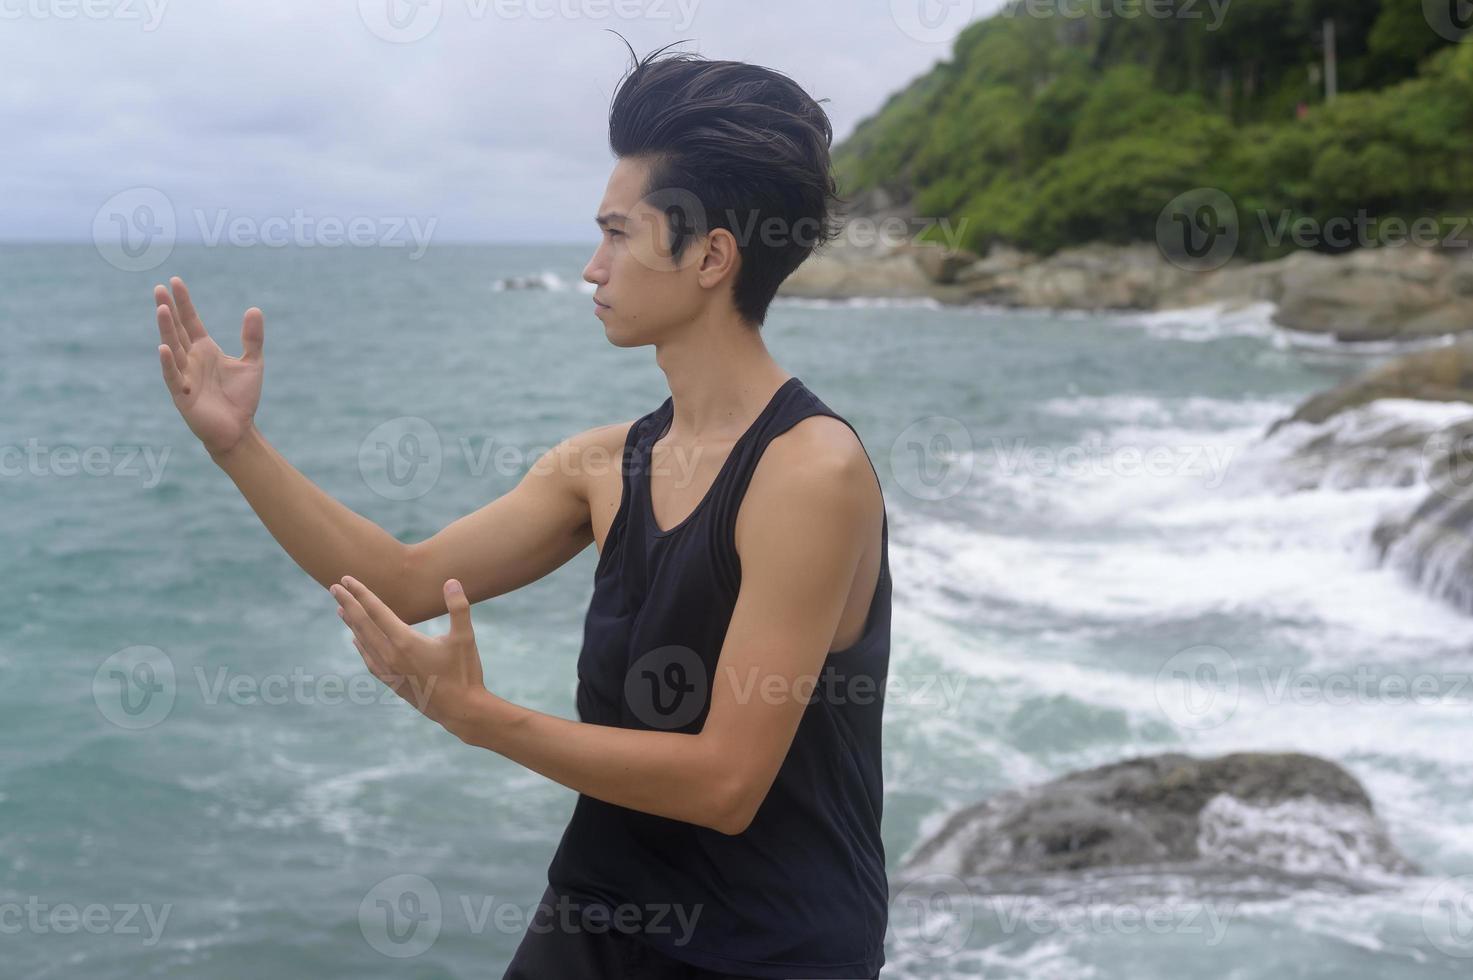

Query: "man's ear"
<box><xmin>697</xmin><ymin>227</ymin><xmax>741</xmax><ymax>289</ymax></box>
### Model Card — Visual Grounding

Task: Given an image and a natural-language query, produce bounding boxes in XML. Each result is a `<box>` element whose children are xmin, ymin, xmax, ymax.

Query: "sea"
<box><xmin>2</xmin><ymin>243</ymin><xmax>1471</xmax><ymax>979</ymax></box>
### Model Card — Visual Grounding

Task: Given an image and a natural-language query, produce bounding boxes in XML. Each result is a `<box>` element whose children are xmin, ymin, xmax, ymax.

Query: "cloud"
<box><xmin>1</xmin><ymin>0</ymin><xmax>1001</xmax><ymax>242</ymax></box>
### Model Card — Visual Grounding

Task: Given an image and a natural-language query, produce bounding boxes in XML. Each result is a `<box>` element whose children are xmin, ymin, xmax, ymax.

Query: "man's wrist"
<box><xmin>208</xmin><ymin>424</ymin><xmax>263</xmax><ymax>468</ymax></box>
<box><xmin>445</xmin><ymin>688</ymin><xmax>517</xmax><ymax>751</ymax></box>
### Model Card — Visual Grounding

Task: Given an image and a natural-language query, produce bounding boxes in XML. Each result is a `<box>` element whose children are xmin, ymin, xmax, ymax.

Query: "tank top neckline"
<box><xmin>643</xmin><ymin>376</ymin><xmax>802</xmax><ymax>538</ymax></box>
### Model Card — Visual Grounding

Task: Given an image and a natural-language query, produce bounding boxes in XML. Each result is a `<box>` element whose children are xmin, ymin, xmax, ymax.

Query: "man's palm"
<box><xmin>155</xmin><ymin>277</ymin><xmax>265</xmax><ymax>457</ymax></box>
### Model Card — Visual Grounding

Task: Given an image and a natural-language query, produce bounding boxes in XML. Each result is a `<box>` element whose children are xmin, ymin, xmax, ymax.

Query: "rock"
<box><xmin>957</xmin><ymin>242</ymin><xmax>1194</xmax><ymax>310</ymax></box>
<box><xmin>1271</xmin><ymin>247</ymin><xmax>1460</xmax><ymax>342</ymax></box>
<box><xmin>779</xmin><ymin>220</ymin><xmax>1473</xmax><ymax>337</ymax></box>
<box><xmin>1265</xmin><ymin>337</ymin><xmax>1473</xmax><ymax>437</ymax></box>
<box><xmin>905</xmin><ymin>242</ymin><xmax>982</xmax><ymax>285</ymax></box>
<box><xmin>901</xmin><ymin>752</ymin><xmax>1419</xmax><ymax>880</ymax></box>
<box><xmin>955</xmin><ymin>243</ymin><xmax>1035</xmax><ymax>283</ymax></box>
<box><xmin>1260</xmin><ymin>403</ymin><xmax>1439</xmax><ymax>492</ymax></box>
<box><xmin>1156</xmin><ymin>254</ymin><xmax>1289</xmax><ymax>309</ymax></box>
<box><xmin>1371</xmin><ymin>418</ymin><xmax>1473</xmax><ymax>612</ymax></box>
<box><xmin>1265</xmin><ymin>339</ymin><xmax>1473</xmax><ymax>613</ymax></box>
<box><xmin>782</xmin><ymin>229</ymin><xmax>979</xmax><ymax>301</ymax></box>
<box><xmin>782</xmin><ymin>245</ymin><xmax>968</xmax><ymax>301</ymax></box>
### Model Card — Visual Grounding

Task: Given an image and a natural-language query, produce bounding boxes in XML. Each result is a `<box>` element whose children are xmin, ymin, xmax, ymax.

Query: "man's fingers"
<box><xmin>154</xmin><ymin>283</ymin><xmax>191</xmax><ymax>353</ymax></box>
<box><xmin>351</xmin><ymin>636</ymin><xmax>392</xmax><ymax>683</ymax></box>
<box><xmin>170</xmin><ymin>277</ymin><xmax>208</xmax><ymax>342</ymax></box>
<box><xmin>158</xmin><ymin>345</ymin><xmax>185</xmax><ymax>398</ymax></box>
<box><xmin>444</xmin><ymin>579</ymin><xmax>474</xmax><ymax>641</ymax></box>
<box><xmin>339</xmin><ymin>576</ymin><xmax>410</xmax><ymax>646</ymax></box>
<box><xmin>156</xmin><ymin>305</ymin><xmax>187</xmax><ymax>367</ymax></box>
<box><xmin>333</xmin><ymin>582</ymin><xmax>393</xmax><ymax>653</ymax></box>
<box><xmin>241</xmin><ymin>308</ymin><xmax>264</xmax><ymax>364</ymax></box>
<box><xmin>153</xmin><ymin>283</ymin><xmax>182</xmax><ymax>345</ymax></box>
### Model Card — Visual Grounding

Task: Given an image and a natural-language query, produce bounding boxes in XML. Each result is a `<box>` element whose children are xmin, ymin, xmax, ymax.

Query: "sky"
<box><xmin>1</xmin><ymin>0</ymin><xmax>1007</xmax><ymax>245</ymax></box>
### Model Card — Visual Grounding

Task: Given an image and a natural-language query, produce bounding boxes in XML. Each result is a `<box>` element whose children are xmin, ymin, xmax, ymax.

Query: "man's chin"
<box><xmin>602</xmin><ymin>322</ymin><xmax>654</xmax><ymax>349</ymax></box>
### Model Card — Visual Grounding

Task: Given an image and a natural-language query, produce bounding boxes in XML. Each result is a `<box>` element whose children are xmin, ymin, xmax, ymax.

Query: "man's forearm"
<box><xmin>211</xmin><ymin>425</ymin><xmax>417</xmax><ymax>617</ymax></box>
<box><xmin>452</xmin><ymin>691</ymin><xmax>742</xmax><ymax>834</ymax></box>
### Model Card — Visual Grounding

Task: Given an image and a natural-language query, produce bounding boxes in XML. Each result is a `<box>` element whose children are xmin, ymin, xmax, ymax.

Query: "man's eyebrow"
<box><xmin>595</xmin><ymin>212</ymin><xmax>628</xmax><ymax>227</ymax></box>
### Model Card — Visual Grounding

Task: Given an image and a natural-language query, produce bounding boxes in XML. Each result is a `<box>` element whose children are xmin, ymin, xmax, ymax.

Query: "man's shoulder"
<box><xmin>565</xmin><ymin>418</ymin><xmax>640</xmax><ymax>456</ymax></box>
<box><xmin>748</xmin><ymin>412</ymin><xmax>880</xmax><ymax>517</ymax></box>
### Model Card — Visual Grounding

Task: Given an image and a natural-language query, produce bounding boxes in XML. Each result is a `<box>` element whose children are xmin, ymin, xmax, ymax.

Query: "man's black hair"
<box><xmin>604</xmin><ymin>34</ymin><xmax>846</xmax><ymax>328</ymax></box>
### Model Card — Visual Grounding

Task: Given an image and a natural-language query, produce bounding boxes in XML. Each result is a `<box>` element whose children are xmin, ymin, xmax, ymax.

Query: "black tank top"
<box><xmin>546</xmin><ymin>376</ymin><xmax>890</xmax><ymax>979</ymax></box>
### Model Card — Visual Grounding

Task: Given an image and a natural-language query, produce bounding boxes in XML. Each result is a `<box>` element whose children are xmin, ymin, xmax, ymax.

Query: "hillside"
<box><xmin>833</xmin><ymin>0</ymin><xmax>1473</xmax><ymax>260</ymax></box>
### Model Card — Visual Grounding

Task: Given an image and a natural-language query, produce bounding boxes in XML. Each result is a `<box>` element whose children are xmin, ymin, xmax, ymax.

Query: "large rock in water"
<box><xmin>1263</xmin><ymin>339</ymin><xmax>1473</xmax><ymax>611</ymax></box>
<box><xmin>1265</xmin><ymin>336</ymin><xmax>1473</xmax><ymax>437</ymax></box>
<box><xmin>1372</xmin><ymin>421</ymin><xmax>1473</xmax><ymax>611</ymax></box>
<box><xmin>901</xmin><ymin>753</ymin><xmax>1419</xmax><ymax>880</ymax></box>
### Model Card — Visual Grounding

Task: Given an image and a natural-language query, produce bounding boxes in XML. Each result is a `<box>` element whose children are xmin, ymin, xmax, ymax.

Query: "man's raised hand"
<box><xmin>154</xmin><ymin>276</ymin><xmax>265</xmax><ymax>459</ymax></box>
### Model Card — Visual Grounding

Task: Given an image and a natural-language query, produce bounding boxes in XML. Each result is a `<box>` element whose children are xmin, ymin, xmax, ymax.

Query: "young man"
<box><xmin>153</xmin><ymin>42</ymin><xmax>890</xmax><ymax>980</ymax></box>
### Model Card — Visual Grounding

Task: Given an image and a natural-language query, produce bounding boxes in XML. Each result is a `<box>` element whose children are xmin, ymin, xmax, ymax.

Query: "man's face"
<box><xmin>582</xmin><ymin>155</ymin><xmax>714</xmax><ymax>347</ymax></box>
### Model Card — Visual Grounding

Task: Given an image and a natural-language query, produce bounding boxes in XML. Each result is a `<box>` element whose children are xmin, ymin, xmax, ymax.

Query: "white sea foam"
<box><xmin>772</xmin><ymin>294</ymin><xmax>947</xmax><ymax>310</ymax></box>
<box><xmin>1095</xmin><ymin>301</ymin><xmax>1281</xmax><ymax>342</ymax></box>
<box><xmin>491</xmin><ymin>270</ymin><xmax>569</xmax><ymax>292</ymax></box>
<box><xmin>881</xmin><ymin>373</ymin><xmax>1473</xmax><ymax>925</ymax></box>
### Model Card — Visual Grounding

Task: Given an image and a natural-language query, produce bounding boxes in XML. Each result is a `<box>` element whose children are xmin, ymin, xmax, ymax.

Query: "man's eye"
<box><xmin>607</xmin><ymin>229</ymin><xmax>624</xmax><ymax>238</ymax></box>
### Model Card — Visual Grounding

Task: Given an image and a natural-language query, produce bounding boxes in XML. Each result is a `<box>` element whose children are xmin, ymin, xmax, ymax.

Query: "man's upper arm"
<box><xmin>397</xmin><ymin>421</ymin><xmax>631</xmax><ymax>624</ymax></box>
<box><xmin>700</xmin><ymin>418</ymin><xmax>880</xmax><ymax>835</ymax></box>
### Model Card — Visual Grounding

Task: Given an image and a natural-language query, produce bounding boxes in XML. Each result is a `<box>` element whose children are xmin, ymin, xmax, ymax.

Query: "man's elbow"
<box><xmin>708</xmin><ymin>776</ymin><xmax>761</xmax><ymax>837</ymax></box>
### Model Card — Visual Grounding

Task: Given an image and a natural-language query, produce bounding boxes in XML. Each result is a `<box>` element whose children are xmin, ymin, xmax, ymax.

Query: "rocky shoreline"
<box><xmin>901</xmin><ymin>752</ymin><xmax>1418</xmax><ymax>884</ymax></box>
<box><xmin>782</xmin><ymin>233</ymin><xmax>1473</xmax><ymax>343</ymax></box>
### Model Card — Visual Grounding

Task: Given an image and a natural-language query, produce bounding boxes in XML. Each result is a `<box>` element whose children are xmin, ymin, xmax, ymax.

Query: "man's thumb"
<box><xmin>444</xmin><ymin>579</ymin><xmax>473</xmax><ymax>637</ymax></box>
<box><xmin>241</xmin><ymin>308</ymin><xmax>265</xmax><ymax>363</ymax></box>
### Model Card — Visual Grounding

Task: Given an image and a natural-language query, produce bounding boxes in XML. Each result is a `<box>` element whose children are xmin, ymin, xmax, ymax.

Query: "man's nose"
<box><xmin>582</xmin><ymin>252</ymin><xmax>606</xmax><ymax>286</ymax></box>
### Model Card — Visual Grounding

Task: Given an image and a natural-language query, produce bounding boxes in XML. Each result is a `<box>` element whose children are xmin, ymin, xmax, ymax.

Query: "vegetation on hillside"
<box><xmin>833</xmin><ymin>0</ymin><xmax>1473</xmax><ymax>259</ymax></box>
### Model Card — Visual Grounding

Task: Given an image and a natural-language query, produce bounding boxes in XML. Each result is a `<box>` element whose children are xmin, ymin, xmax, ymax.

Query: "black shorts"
<box><xmin>502</xmin><ymin>884</ymin><xmax>880</xmax><ymax>980</ymax></box>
